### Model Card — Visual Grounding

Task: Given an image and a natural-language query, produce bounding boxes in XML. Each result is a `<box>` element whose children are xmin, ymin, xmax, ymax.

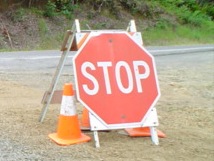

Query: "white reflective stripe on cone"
<box><xmin>60</xmin><ymin>96</ymin><xmax>76</xmax><ymax>116</ymax></box>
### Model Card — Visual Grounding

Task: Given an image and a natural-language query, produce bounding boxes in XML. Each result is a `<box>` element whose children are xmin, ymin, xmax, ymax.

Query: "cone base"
<box><xmin>48</xmin><ymin>133</ymin><xmax>91</xmax><ymax>146</ymax></box>
<box><xmin>80</xmin><ymin>108</ymin><xmax>90</xmax><ymax>131</ymax></box>
<box><xmin>125</xmin><ymin>127</ymin><xmax>166</xmax><ymax>138</ymax></box>
<box><xmin>80</xmin><ymin>126</ymin><xmax>91</xmax><ymax>131</ymax></box>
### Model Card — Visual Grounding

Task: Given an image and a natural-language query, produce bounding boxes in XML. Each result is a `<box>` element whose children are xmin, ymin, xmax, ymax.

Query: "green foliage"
<box><xmin>38</xmin><ymin>0</ymin><xmax>214</xmax><ymax>25</ymax></box>
<box><xmin>86</xmin><ymin>0</ymin><xmax>122</xmax><ymax>18</ymax></box>
<box><xmin>30</xmin><ymin>7</ymin><xmax>44</xmax><ymax>16</ymax></box>
<box><xmin>176</xmin><ymin>6</ymin><xmax>211</xmax><ymax>26</ymax></box>
<box><xmin>43</xmin><ymin>0</ymin><xmax>78</xmax><ymax>19</ymax></box>
<box><xmin>12</xmin><ymin>8</ymin><xmax>26</xmax><ymax>22</ymax></box>
<box><xmin>38</xmin><ymin>18</ymin><xmax>48</xmax><ymax>36</ymax></box>
<box><xmin>143</xmin><ymin>24</ymin><xmax>214</xmax><ymax>46</ymax></box>
<box><xmin>155</xmin><ymin>18</ymin><xmax>172</xmax><ymax>29</ymax></box>
<box><xmin>154</xmin><ymin>0</ymin><xmax>213</xmax><ymax>27</ymax></box>
<box><xmin>85</xmin><ymin>0</ymin><xmax>162</xmax><ymax>18</ymax></box>
<box><xmin>87</xmin><ymin>10</ymin><xmax>97</xmax><ymax>19</ymax></box>
<box><xmin>59</xmin><ymin>2</ymin><xmax>78</xmax><ymax>19</ymax></box>
<box><xmin>1</xmin><ymin>0</ymin><xmax>214</xmax><ymax>50</ymax></box>
<box><xmin>94</xmin><ymin>22</ymin><xmax>107</xmax><ymax>29</ymax></box>
<box><xmin>201</xmin><ymin>3</ymin><xmax>214</xmax><ymax>20</ymax></box>
<box><xmin>43</xmin><ymin>0</ymin><xmax>57</xmax><ymax>17</ymax></box>
<box><xmin>35</xmin><ymin>0</ymin><xmax>214</xmax><ymax>47</ymax></box>
<box><xmin>120</xmin><ymin>0</ymin><xmax>158</xmax><ymax>17</ymax></box>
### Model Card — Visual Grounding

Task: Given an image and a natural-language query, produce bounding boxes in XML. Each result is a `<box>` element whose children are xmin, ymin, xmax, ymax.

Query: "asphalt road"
<box><xmin>0</xmin><ymin>45</ymin><xmax>213</xmax><ymax>74</ymax></box>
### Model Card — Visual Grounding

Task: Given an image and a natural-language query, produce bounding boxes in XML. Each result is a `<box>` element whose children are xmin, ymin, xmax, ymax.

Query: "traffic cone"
<box><xmin>80</xmin><ymin>108</ymin><xmax>91</xmax><ymax>130</ymax></box>
<box><xmin>49</xmin><ymin>83</ymin><xmax>91</xmax><ymax>146</ymax></box>
<box><xmin>125</xmin><ymin>127</ymin><xmax>166</xmax><ymax>138</ymax></box>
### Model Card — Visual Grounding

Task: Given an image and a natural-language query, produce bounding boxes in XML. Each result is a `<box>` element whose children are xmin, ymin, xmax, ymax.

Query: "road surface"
<box><xmin>0</xmin><ymin>45</ymin><xmax>213</xmax><ymax>73</ymax></box>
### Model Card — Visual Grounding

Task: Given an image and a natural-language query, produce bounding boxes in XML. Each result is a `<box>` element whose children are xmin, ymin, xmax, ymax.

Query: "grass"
<box><xmin>36</xmin><ymin>18</ymin><xmax>63</xmax><ymax>50</ymax></box>
<box><xmin>0</xmin><ymin>2</ymin><xmax>213</xmax><ymax>51</ymax></box>
<box><xmin>23</xmin><ymin>6</ymin><xmax>214</xmax><ymax>48</ymax></box>
<box><xmin>38</xmin><ymin>18</ymin><xmax>49</xmax><ymax>37</ymax></box>
<box><xmin>142</xmin><ymin>24</ymin><xmax>214</xmax><ymax>46</ymax></box>
<box><xmin>36</xmin><ymin>34</ymin><xmax>64</xmax><ymax>50</ymax></box>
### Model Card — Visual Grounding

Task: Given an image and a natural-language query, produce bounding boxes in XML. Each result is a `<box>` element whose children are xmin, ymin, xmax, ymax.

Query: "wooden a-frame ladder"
<box><xmin>39</xmin><ymin>19</ymin><xmax>137</xmax><ymax>122</ymax></box>
<box><xmin>39</xmin><ymin>19</ymin><xmax>80</xmax><ymax>122</ymax></box>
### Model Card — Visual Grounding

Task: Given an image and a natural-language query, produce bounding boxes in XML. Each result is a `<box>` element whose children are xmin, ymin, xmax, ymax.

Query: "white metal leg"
<box><xmin>93</xmin><ymin>131</ymin><xmax>100</xmax><ymax>148</ymax></box>
<box><xmin>150</xmin><ymin>127</ymin><xmax>159</xmax><ymax>145</ymax></box>
<box><xmin>39</xmin><ymin>19</ymin><xmax>80</xmax><ymax>122</ymax></box>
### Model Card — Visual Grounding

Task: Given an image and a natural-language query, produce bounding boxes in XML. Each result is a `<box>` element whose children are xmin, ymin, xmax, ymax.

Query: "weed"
<box><xmin>176</xmin><ymin>6</ymin><xmax>211</xmax><ymax>26</ymax></box>
<box><xmin>155</xmin><ymin>18</ymin><xmax>171</xmax><ymax>29</ymax></box>
<box><xmin>94</xmin><ymin>22</ymin><xmax>107</xmax><ymax>29</ymax></box>
<box><xmin>143</xmin><ymin>23</ymin><xmax>214</xmax><ymax>46</ymax></box>
<box><xmin>12</xmin><ymin>8</ymin><xmax>26</xmax><ymax>22</ymax></box>
<box><xmin>43</xmin><ymin>0</ymin><xmax>57</xmax><ymax>18</ymax></box>
<box><xmin>36</xmin><ymin>34</ymin><xmax>62</xmax><ymax>50</ymax></box>
<box><xmin>38</xmin><ymin>18</ymin><xmax>48</xmax><ymax>36</ymax></box>
<box><xmin>0</xmin><ymin>35</ymin><xmax>5</xmax><ymax>47</ymax></box>
<box><xmin>60</xmin><ymin>3</ymin><xmax>78</xmax><ymax>19</ymax></box>
<box><xmin>87</xmin><ymin>11</ymin><xmax>97</xmax><ymax>19</ymax></box>
<box><xmin>154</xmin><ymin>0</ymin><xmax>213</xmax><ymax>27</ymax></box>
<box><xmin>30</xmin><ymin>7</ymin><xmax>44</xmax><ymax>16</ymax></box>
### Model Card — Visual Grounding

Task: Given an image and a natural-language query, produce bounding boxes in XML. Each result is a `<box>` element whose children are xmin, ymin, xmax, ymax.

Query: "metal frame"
<box><xmin>39</xmin><ymin>19</ymin><xmax>80</xmax><ymax>122</ymax></box>
<box><xmin>39</xmin><ymin>19</ymin><xmax>160</xmax><ymax>147</ymax></box>
<box><xmin>91</xmin><ymin>20</ymin><xmax>159</xmax><ymax>147</ymax></box>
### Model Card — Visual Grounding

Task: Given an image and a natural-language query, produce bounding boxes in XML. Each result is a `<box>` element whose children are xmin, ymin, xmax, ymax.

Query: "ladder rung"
<box><xmin>61</xmin><ymin>30</ymin><xmax>73</xmax><ymax>51</ymax></box>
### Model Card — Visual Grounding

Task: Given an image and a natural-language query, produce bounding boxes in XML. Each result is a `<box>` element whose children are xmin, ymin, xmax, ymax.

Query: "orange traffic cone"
<box><xmin>80</xmin><ymin>108</ymin><xmax>91</xmax><ymax>130</ymax></box>
<box><xmin>49</xmin><ymin>83</ymin><xmax>91</xmax><ymax>146</ymax></box>
<box><xmin>125</xmin><ymin>127</ymin><xmax>166</xmax><ymax>138</ymax></box>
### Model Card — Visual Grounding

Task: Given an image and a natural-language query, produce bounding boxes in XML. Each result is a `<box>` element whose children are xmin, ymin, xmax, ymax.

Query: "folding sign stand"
<box><xmin>39</xmin><ymin>19</ymin><xmax>160</xmax><ymax>148</ymax></box>
<box><xmin>89</xmin><ymin>108</ymin><xmax>160</xmax><ymax>148</ymax></box>
<box><xmin>39</xmin><ymin>19</ymin><xmax>80</xmax><ymax>122</ymax></box>
<box><xmin>87</xmin><ymin>21</ymin><xmax>159</xmax><ymax>148</ymax></box>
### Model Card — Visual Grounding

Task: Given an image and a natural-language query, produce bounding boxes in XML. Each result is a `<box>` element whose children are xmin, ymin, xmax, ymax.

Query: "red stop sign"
<box><xmin>73</xmin><ymin>32</ymin><xmax>160</xmax><ymax>127</ymax></box>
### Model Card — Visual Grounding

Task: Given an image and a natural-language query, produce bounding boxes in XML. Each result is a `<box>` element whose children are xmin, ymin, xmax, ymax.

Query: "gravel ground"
<box><xmin>0</xmin><ymin>51</ymin><xmax>213</xmax><ymax>161</ymax></box>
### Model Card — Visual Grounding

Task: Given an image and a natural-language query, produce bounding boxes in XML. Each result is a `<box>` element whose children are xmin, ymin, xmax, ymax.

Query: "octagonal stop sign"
<box><xmin>73</xmin><ymin>32</ymin><xmax>160</xmax><ymax>129</ymax></box>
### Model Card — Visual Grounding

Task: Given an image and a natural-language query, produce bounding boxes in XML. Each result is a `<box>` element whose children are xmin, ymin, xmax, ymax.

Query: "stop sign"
<box><xmin>73</xmin><ymin>32</ymin><xmax>160</xmax><ymax>128</ymax></box>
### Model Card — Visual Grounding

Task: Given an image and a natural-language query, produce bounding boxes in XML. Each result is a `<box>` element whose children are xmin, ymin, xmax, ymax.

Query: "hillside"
<box><xmin>0</xmin><ymin>0</ymin><xmax>213</xmax><ymax>51</ymax></box>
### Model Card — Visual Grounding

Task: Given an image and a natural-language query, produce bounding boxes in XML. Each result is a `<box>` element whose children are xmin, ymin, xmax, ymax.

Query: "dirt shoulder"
<box><xmin>0</xmin><ymin>51</ymin><xmax>213</xmax><ymax>160</ymax></box>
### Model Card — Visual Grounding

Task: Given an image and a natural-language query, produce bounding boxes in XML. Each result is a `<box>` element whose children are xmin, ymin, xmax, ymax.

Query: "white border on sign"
<box><xmin>72</xmin><ymin>31</ymin><xmax>161</xmax><ymax>130</ymax></box>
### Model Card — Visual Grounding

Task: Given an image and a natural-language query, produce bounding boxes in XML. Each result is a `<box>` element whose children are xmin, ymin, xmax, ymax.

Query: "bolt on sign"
<box><xmin>73</xmin><ymin>31</ymin><xmax>160</xmax><ymax>130</ymax></box>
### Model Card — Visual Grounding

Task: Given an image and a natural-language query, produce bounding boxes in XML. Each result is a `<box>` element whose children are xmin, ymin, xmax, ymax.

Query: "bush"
<box><xmin>153</xmin><ymin>0</ymin><xmax>213</xmax><ymax>27</ymax></box>
<box><xmin>38</xmin><ymin>18</ymin><xmax>48</xmax><ymax>36</ymax></box>
<box><xmin>12</xmin><ymin>8</ymin><xmax>26</xmax><ymax>22</ymax></box>
<box><xmin>43</xmin><ymin>1</ymin><xmax>57</xmax><ymax>17</ymax></box>
<box><xmin>60</xmin><ymin>2</ymin><xmax>78</xmax><ymax>19</ymax></box>
<box><xmin>43</xmin><ymin>0</ymin><xmax>78</xmax><ymax>19</ymax></box>
<box><xmin>176</xmin><ymin>6</ymin><xmax>211</xmax><ymax>26</ymax></box>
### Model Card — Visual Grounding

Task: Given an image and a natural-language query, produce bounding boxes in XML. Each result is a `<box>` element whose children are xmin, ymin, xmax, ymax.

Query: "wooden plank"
<box><xmin>41</xmin><ymin>90</ymin><xmax>63</xmax><ymax>104</ymax></box>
